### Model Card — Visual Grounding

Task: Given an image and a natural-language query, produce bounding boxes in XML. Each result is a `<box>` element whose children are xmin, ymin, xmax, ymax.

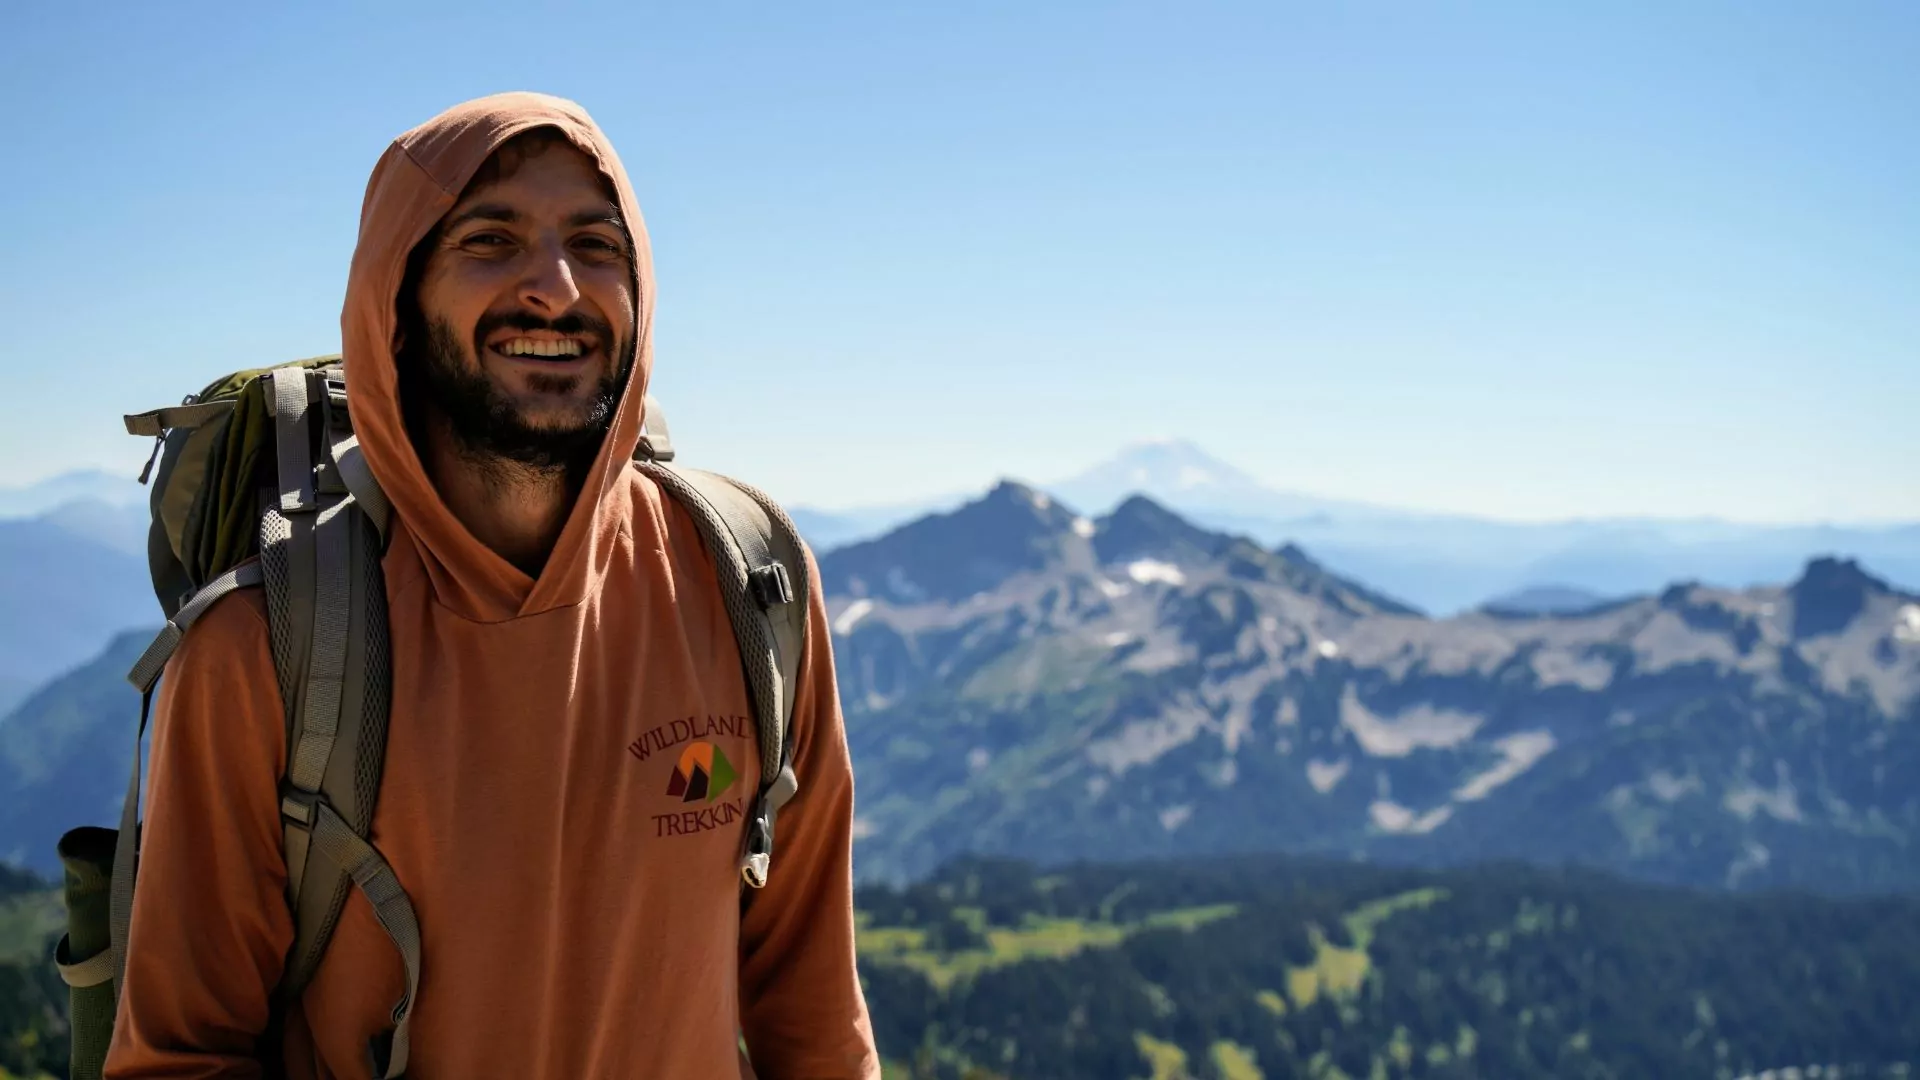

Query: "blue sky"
<box><xmin>2</xmin><ymin>1</ymin><xmax>1915</xmax><ymax>522</ymax></box>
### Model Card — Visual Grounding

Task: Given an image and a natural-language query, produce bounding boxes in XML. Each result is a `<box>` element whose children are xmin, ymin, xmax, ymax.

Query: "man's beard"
<box><xmin>403</xmin><ymin>312</ymin><xmax>630</xmax><ymax>477</ymax></box>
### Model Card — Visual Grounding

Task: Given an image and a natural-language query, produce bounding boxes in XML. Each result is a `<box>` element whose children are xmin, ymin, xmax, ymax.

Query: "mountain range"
<box><xmin>0</xmin><ymin>471</ymin><xmax>1916</xmax><ymax>898</ymax></box>
<box><xmin>0</xmin><ymin>469</ymin><xmax>144</xmax><ymax>521</ymax></box>
<box><xmin>792</xmin><ymin>440</ymin><xmax>1920</xmax><ymax>615</ymax></box>
<box><xmin>0</xmin><ymin>520</ymin><xmax>156</xmax><ymax>720</ymax></box>
<box><xmin>826</xmin><ymin>482</ymin><xmax>1920</xmax><ymax>891</ymax></box>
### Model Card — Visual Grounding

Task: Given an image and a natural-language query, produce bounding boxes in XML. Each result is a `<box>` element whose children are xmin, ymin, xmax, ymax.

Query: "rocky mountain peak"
<box><xmin>1791</xmin><ymin>556</ymin><xmax>1891</xmax><ymax>638</ymax></box>
<box><xmin>1094</xmin><ymin>495</ymin><xmax>1225</xmax><ymax>567</ymax></box>
<box><xmin>818</xmin><ymin>479</ymin><xmax>1091</xmax><ymax>605</ymax></box>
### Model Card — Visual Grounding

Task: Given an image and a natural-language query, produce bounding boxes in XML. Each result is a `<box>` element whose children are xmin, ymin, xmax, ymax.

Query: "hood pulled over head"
<box><xmin>340</xmin><ymin>91</ymin><xmax>655</xmax><ymax>620</ymax></box>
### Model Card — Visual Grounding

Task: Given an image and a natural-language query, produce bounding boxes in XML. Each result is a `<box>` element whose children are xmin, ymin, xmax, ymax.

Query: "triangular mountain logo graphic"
<box><xmin>667</xmin><ymin>741</ymin><xmax>738</xmax><ymax>803</ymax></box>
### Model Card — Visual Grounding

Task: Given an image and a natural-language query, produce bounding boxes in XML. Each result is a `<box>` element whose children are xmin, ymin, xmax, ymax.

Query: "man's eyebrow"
<box><xmin>441</xmin><ymin>203</ymin><xmax>518</xmax><ymax>231</ymax></box>
<box><xmin>567</xmin><ymin>206</ymin><xmax>625</xmax><ymax>229</ymax></box>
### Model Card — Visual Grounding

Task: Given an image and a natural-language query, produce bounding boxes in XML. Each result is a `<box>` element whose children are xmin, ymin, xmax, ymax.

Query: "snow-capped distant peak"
<box><xmin>1176</xmin><ymin>466</ymin><xmax>1216</xmax><ymax>490</ymax></box>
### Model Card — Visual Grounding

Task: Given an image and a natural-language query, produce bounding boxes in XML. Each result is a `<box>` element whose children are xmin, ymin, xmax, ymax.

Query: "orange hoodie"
<box><xmin>105</xmin><ymin>93</ymin><xmax>880</xmax><ymax>1079</ymax></box>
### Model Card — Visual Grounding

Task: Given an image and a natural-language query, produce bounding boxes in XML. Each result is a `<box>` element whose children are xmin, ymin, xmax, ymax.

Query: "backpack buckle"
<box><xmin>749</xmin><ymin>563</ymin><xmax>793</xmax><ymax>607</ymax></box>
<box><xmin>280</xmin><ymin>788</ymin><xmax>319</xmax><ymax>830</ymax></box>
<box><xmin>740</xmin><ymin>812</ymin><xmax>773</xmax><ymax>889</ymax></box>
<box><xmin>324</xmin><ymin>377</ymin><xmax>352</xmax><ymax>434</ymax></box>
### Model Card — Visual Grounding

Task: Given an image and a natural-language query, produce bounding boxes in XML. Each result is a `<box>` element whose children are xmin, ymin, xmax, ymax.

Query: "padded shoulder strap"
<box><xmin>633</xmin><ymin>454</ymin><xmax>811</xmax><ymax>888</ymax></box>
<box><xmin>259</xmin><ymin>366</ymin><xmax>415</xmax><ymax>1078</ymax></box>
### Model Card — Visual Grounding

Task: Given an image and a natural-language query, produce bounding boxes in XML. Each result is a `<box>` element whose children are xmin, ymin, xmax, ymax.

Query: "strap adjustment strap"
<box><xmin>55</xmin><ymin>933</ymin><xmax>114</xmax><ymax>989</ymax></box>
<box><xmin>126</xmin><ymin>562</ymin><xmax>265</xmax><ymax>690</ymax></box>
<box><xmin>741</xmin><ymin>809</ymin><xmax>773</xmax><ymax>888</ymax></box>
<box><xmin>634</xmin><ymin>392</ymin><xmax>675</xmax><ymax>462</ymax></box>
<box><xmin>749</xmin><ymin>562</ymin><xmax>793</xmax><ymax>607</ymax></box>
<box><xmin>270</xmin><ymin>369</ymin><xmax>318</xmax><ymax>514</ymax></box>
<box><xmin>325</xmin><ymin>376</ymin><xmax>351</xmax><ymax>430</ymax></box>
<box><xmin>280</xmin><ymin>788</ymin><xmax>320</xmax><ymax>830</ymax></box>
<box><xmin>123</xmin><ymin>398</ymin><xmax>235</xmax><ymax>437</ymax></box>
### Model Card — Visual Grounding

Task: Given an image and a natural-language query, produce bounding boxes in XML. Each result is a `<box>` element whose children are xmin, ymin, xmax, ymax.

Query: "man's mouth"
<box><xmin>490</xmin><ymin>335</ymin><xmax>591</xmax><ymax>361</ymax></box>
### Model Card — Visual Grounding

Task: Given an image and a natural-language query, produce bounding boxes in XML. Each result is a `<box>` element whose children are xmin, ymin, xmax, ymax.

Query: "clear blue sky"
<box><xmin>3</xmin><ymin>1</ymin><xmax>1915</xmax><ymax>523</ymax></box>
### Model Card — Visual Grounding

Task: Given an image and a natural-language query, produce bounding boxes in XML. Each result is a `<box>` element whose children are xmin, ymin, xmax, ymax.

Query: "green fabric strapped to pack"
<box><xmin>57</xmin><ymin>355</ymin><xmax>812</xmax><ymax>1080</ymax></box>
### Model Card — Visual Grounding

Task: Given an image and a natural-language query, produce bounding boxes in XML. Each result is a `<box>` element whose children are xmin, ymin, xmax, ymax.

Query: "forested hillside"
<box><xmin>0</xmin><ymin>862</ymin><xmax>63</xmax><ymax>1079</ymax></box>
<box><xmin>856</xmin><ymin>856</ymin><xmax>1920</xmax><ymax>1080</ymax></box>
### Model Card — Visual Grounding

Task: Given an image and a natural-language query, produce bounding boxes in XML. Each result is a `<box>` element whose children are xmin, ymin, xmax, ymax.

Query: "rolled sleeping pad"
<box><xmin>58</xmin><ymin>825</ymin><xmax>120</xmax><ymax>1080</ymax></box>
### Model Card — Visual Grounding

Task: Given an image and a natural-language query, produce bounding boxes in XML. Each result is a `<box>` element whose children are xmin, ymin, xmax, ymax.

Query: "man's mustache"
<box><xmin>474</xmin><ymin>310</ymin><xmax>616</xmax><ymax>349</ymax></box>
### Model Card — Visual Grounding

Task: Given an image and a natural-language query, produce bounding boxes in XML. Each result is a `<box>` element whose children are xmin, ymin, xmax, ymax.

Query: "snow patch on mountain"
<box><xmin>1897</xmin><ymin>604</ymin><xmax>1920</xmax><ymax>642</ymax></box>
<box><xmin>885</xmin><ymin>567</ymin><xmax>926</xmax><ymax>602</ymax></box>
<box><xmin>833</xmin><ymin>599</ymin><xmax>875</xmax><ymax>636</ymax></box>
<box><xmin>1340</xmin><ymin>687</ymin><xmax>1485</xmax><ymax>757</ymax></box>
<box><xmin>1454</xmin><ymin>731</ymin><xmax>1557</xmax><ymax>802</ymax></box>
<box><xmin>1370</xmin><ymin>800</ymin><xmax>1454</xmax><ymax>834</ymax></box>
<box><xmin>1530</xmin><ymin>649</ymin><xmax>1614</xmax><ymax>691</ymax></box>
<box><xmin>1647</xmin><ymin>770</ymin><xmax>1704</xmax><ymax>803</ymax></box>
<box><xmin>1727</xmin><ymin>840</ymin><xmax>1772</xmax><ymax>888</ymax></box>
<box><xmin>1127</xmin><ymin>560</ymin><xmax>1186</xmax><ymax>587</ymax></box>
<box><xmin>1176</xmin><ymin>467</ymin><xmax>1214</xmax><ymax>490</ymax></box>
<box><xmin>1307</xmin><ymin>758</ymin><xmax>1350</xmax><ymax>793</ymax></box>
<box><xmin>1724</xmin><ymin>764</ymin><xmax>1804</xmax><ymax>823</ymax></box>
<box><xmin>1085</xmin><ymin>700</ymin><xmax>1214</xmax><ymax>775</ymax></box>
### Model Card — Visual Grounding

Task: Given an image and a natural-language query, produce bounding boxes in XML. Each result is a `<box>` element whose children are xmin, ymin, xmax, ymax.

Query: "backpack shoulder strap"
<box><xmin>632</xmin><ymin>397</ymin><xmax>811</xmax><ymax>888</ymax></box>
<box><xmin>258</xmin><ymin>364</ymin><xmax>418</xmax><ymax>1079</ymax></box>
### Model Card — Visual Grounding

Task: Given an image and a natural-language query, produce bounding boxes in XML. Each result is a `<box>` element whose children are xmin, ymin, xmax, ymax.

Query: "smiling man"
<box><xmin>104</xmin><ymin>94</ymin><xmax>880</xmax><ymax>1078</ymax></box>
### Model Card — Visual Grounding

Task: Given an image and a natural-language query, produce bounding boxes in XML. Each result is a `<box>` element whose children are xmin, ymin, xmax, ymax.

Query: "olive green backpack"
<box><xmin>54</xmin><ymin>356</ymin><xmax>810</xmax><ymax>1079</ymax></box>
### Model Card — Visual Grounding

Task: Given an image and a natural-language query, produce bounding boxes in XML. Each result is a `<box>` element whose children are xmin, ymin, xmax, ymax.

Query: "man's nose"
<box><xmin>517</xmin><ymin>236</ymin><xmax>583</xmax><ymax>314</ymax></box>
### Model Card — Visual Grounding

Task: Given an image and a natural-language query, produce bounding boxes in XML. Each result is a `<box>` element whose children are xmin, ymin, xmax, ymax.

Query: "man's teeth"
<box><xmin>498</xmin><ymin>338</ymin><xmax>584</xmax><ymax>358</ymax></box>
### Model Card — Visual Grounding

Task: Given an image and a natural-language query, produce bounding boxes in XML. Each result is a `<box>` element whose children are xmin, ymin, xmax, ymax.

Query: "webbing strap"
<box><xmin>636</xmin><ymin>393</ymin><xmax>676</xmax><ymax>462</ymax></box>
<box><xmin>55</xmin><ymin>936</ymin><xmax>114</xmax><ymax>989</ymax></box>
<box><xmin>105</xmin><ymin>689</ymin><xmax>147</xmax><ymax>1003</ymax></box>
<box><xmin>271</xmin><ymin>370</ymin><xmax>316</xmax><ymax>514</ymax></box>
<box><xmin>126</xmin><ymin>562</ymin><xmax>264</xmax><ymax>693</ymax></box>
<box><xmin>307</xmin><ymin>800</ymin><xmax>420</xmax><ymax>1080</ymax></box>
<box><xmin>331</xmin><ymin>433</ymin><xmax>390</xmax><ymax>539</ymax></box>
<box><xmin>123</xmin><ymin>400</ymin><xmax>235</xmax><ymax>437</ymax></box>
<box><xmin>110</xmin><ymin>561</ymin><xmax>264</xmax><ymax>997</ymax></box>
<box><xmin>288</xmin><ymin>499</ymin><xmax>352</xmax><ymax>793</ymax></box>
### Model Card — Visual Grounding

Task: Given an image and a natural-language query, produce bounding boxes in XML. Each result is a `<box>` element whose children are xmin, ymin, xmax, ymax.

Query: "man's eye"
<box><xmin>577</xmin><ymin>236</ymin><xmax>622</xmax><ymax>254</ymax></box>
<box><xmin>464</xmin><ymin>233</ymin><xmax>511</xmax><ymax>248</ymax></box>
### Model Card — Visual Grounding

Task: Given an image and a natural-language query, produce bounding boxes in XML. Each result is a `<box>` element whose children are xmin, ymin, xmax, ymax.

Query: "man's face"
<box><xmin>409</xmin><ymin>137</ymin><xmax>637</xmax><ymax>469</ymax></box>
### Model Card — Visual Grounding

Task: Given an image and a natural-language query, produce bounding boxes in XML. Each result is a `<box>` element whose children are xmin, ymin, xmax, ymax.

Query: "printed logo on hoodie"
<box><xmin>628</xmin><ymin>714</ymin><xmax>753</xmax><ymax>838</ymax></box>
<box><xmin>666</xmin><ymin>742</ymin><xmax>738</xmax><ymax>803</ymax></box>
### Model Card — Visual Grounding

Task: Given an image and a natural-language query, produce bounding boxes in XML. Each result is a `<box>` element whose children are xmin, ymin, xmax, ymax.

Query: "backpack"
<box><xmin>52</xmin><ymin>356</ymin><xmax>812</xmax><ymax>1080</ymax></box>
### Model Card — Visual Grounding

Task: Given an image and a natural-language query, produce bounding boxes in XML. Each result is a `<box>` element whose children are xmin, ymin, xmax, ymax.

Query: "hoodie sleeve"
<box><xmin>737</xmin><ymin>545</ymin><xmax>881</xmax><ymax>1080</ymax></box>
<box><xmin>105</xmin><ymin>588</ymin><xmax>293</xmax><ymax>1079</ymax></box>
